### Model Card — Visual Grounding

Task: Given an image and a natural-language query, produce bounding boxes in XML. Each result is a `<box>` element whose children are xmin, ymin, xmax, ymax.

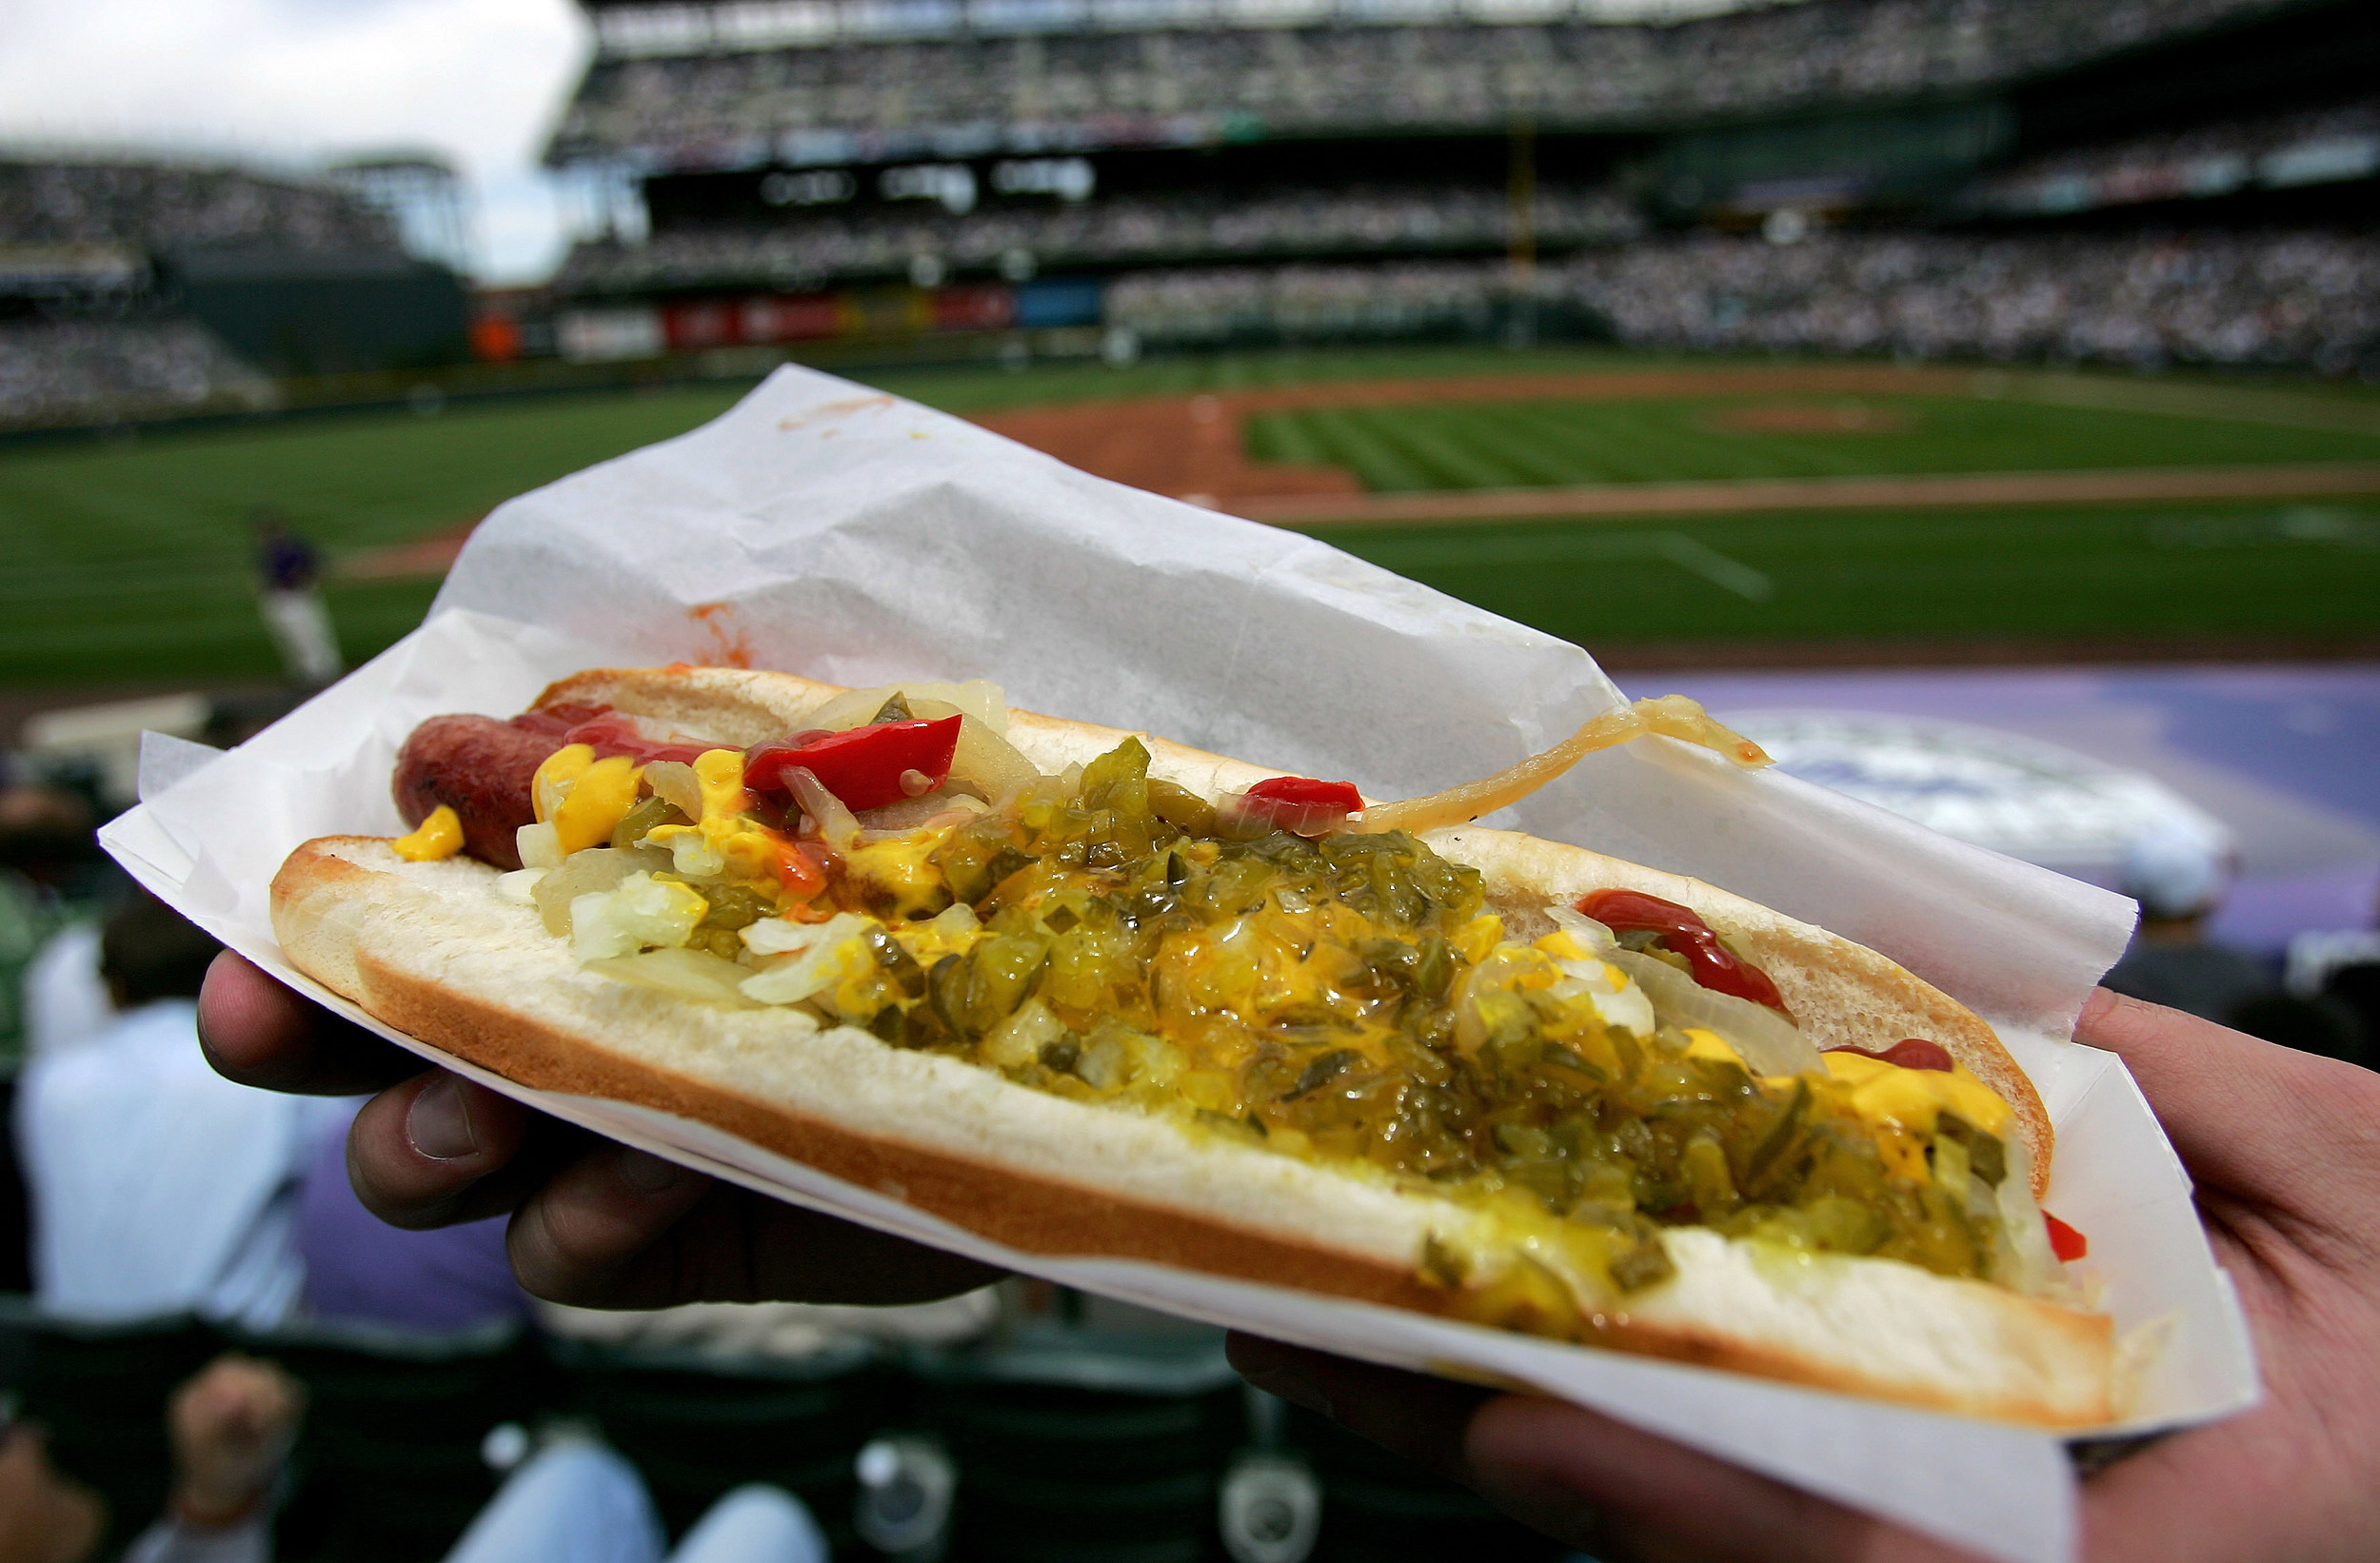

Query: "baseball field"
<box><xmin>6</xmin><ymin>346</ymin><xmax>2379</xmax><ymax>689</ymax></box>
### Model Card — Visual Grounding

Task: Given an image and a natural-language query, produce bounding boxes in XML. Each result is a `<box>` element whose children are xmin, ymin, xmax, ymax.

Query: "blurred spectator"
<box><xmin>2101</xmin><ymin>825</ymin><xmax>2269</xmax><ymax>1024</ymax></box>
<box><xmin>291</xmin><ymin>1115</ymin><xmax>528</xmax><ymax>1335</ymax></box>
<box><xmin>0</xmin><ymin>1423</ymin><xmax>104</xmax><ymax>1563</ymax></box>
<box><xmin>2286</xmin><ymin>911</ymin><xmax>2380</xmax><ymax>1070</ymax></box>
<box><xmin>0</xmin><ymin>321</ymin><xmax>270</xmax><ymax>430</ymax></box>
<box><xmin>444</xmin><ymin>1440</ymin><xmax>825</xmax><ymax>1563</ymax></box>
<box><xmin>2101</xmin><ymin>827</ymin><xmax>2365</xmax><ymax>1063</ymax></box>
<box><xmin>0</xmin><ymin>158</ymin><xmax>397</xmax><ymax>255</ymax></box>
<box><xmin>0</xmin><ymin>1355</ymin><xmax>828</xmax><ymax>1563</ymax></box>
<box><xmin>1088</xmin><ymin>226</ymin><xmax>2380</xmax><ymax>371</ymax></box>
<box><xmin>0</xmin><ymin>788</ymin><xmax>96</xmax><ymax>1064</ymax></box>
<box><xmin>556</xmin><ymin>186</ymin><xmax>1641</xmax><ymax>294</ymax></box>
<box><xmin>14</xmin><ymin>897</ymin><xmax>322</xmax><ymax>1329</ymax></box>
<box><xmin>0</xmin><ymin>1352</ymin><xmax>302</xmax><ymax>1563</ymax></box>
<box><xmin>121</xmin><ymin>1355</ymin><xmax>307</xmax><ymax>1563</ymax></box>
<box><xmin>250</xmin><ymin>512</ymin><xmax>342</xmax><ymax>688</ymax></box>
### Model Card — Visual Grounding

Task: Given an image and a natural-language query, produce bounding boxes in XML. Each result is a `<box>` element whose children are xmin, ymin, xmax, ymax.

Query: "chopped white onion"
<box><xmin>570</xmin><ymin>873</ymin><xmax>707</xmax><ymax>963</ymax></box>
<box><xmin>494</xmin><ymin>868</ymin><xmax>545</xmax><ymax>905</ymax></box>
<box><xmin>585</xmin><ymin>948</ymin><xmax>757</xmax><ymax>1007</ymax></box>
<box><xmin>800</xmin><ymin>682</ymin><xmax>1009</xmax><ymax>735</ymax></box>
<box><xmin>783</xmin><ymin>766</ymin><xmax>861</xmax><ymax>851</ymax></box>
<box><xmin>532</xmin><ymin>845</ymin><xmax>666</xmax><ymax>936</ymax></box>
<box><xmin>1601</xmin><ymin>946</ymin><xmax>1820</xmax><ymax>1078</ymax></box>
<box><xmin>1217</xmin><ymin>794</ymin><xmax>1353</xmax><ymax>840</ymax></box>
<box><xmin>516</xmin><ymin>821</ymin><xmax>565</xmax><ymax>872</ymax></box>
<box><xmin>644</xmin><ymin>761</ymin><xmax>704</xmax><ymax>822</ymax></box>
<box><xmin>742</xmin><ymin>909</ymin><xmax>869</xmax><ymax>957</ymax></box>
<box><xmin>658</xmin><ymin>830</ymin><xmax>725</xmax><ymax>878</ymax></box>
<box><xmin>741</xmin><ymin>913</ymin><xmax>878</xmax><ymax>1004</ymax></box>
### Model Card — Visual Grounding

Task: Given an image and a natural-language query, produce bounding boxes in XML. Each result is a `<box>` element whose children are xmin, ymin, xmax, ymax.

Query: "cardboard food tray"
<box><xmin>101</xmin><ymin>367</ymin><xmax>2257</xmax><ymax>1563</ymax></box>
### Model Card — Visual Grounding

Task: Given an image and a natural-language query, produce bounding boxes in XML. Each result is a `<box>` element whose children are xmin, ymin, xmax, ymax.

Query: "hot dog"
<box><xmin>278</xmin><ymin>665</ymin><xmax>2113</xmax><ymax>1427</ymax></box>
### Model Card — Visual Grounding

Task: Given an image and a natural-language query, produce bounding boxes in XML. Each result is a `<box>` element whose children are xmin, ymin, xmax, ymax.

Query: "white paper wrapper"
<box><xmin>102</xmin><ymin>367</ymin><xmax>2256</xmax><ymax>1563</ymax></box>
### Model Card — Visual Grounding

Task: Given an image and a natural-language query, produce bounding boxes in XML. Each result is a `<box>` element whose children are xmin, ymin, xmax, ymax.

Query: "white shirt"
<box><xmin>16</xmin><ymin>999</ymin><xmax>309</xmax><ymax>1330</ymax></box>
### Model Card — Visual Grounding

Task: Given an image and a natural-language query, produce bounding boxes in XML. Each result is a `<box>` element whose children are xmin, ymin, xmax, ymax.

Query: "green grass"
<box><xmin>1314</xmin><ymin>502</ymin><xmax>2380</xmax><ymax>645</ymax></box>
<box><xmin>8</xmin><ymin>349</ymin><xmax>2380</xmax><ymax>689</ymax></box>
<box><xmin>0</xmin><ymin>386</ymin><xmax>748</xmax><ymax>685</ymax></box>
<box><xmin>1244</xmin><ymin>395</ymin><xmax>2380</xmax><ymax>491</ymax></box>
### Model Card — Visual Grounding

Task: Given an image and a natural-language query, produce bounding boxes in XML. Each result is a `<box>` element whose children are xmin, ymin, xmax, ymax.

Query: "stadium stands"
<box><xmin>0</xmin><ymin>153</ymin><xmax>468</xmax><ymax>422</ymax></box>
<box><xmin>0</xmin><ymin>157</ymin><xmax>399</xmax><ymax>256</ymax></box>
<box><xmin>1961</xmin><ymin>94</ymin><xmax>2380</xmax><ymax>218</ymax></box>
<box><xmin>549</xmin><ymin>0</ymin><xmax>2298</xmax><ymax>163</ymax></box>
<box><xmin>0</xmin><ymin>319</ymin><xmax>274</xmax><ymax>426</ymax></box>
<box><xmin>1105</xmin><ymin>229</ymin><xmax>2380</xmax><ymax>369</ymax></box>
<box><xmin>556</xmin><ymin>186</ymin><xmax>1640</xmax><ymax>292</ymax></box>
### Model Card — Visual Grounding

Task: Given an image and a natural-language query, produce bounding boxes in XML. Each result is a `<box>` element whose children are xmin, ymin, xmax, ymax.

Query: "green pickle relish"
<box><xmin>779</xmin><ymin>738</ymin><xmax>2012</xmax><ymax>1302</ymax></box>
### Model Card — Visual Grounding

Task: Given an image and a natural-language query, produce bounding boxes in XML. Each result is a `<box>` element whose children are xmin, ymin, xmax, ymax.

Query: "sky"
<box><xmin>0</xmin><ymin>0</ymin><xmax>591</xmax><ymax>284</ymax></box>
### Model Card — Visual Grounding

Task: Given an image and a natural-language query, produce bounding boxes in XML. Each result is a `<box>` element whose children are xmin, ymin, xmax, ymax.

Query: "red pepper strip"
<box><xmin>769</xmin><ymin>838</ymin><xmax>827</xmax><ymax>901</ymax></box>
<box><xmin>2044</xmin><ymin>1213</ymin><xmax>2089</xmax><ymax>1262</ymax></box>
<box><xmin>562</xmin><ymin>713</ymin><xmax>717</xmax><ymax>766</ymax></box>
<box><xmin>1577</xmin><ymin>888</ymin><xmax>1788</xmax><ymax>1012</ymax></box>
<box><xmin>745</xmin><ymin>716</ymin><xmax>963</xmax><ymax>812</ymax></box>
<box><xmin>1826</xmin><ymin>1039</ymin><xmax>1955</xmax><ymax>1073</ymax></box>
<box><xmin>1245</xmin><ymin>776</ymin><xmax>1364</xmax><ymax>812</ymax></box>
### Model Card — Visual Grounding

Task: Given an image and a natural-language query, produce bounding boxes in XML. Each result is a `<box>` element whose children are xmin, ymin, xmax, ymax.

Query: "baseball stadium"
<box><xmin>2</xmin><ymin>0</ymin><xmax>2380</xmax><ymax>1556</ymax></box>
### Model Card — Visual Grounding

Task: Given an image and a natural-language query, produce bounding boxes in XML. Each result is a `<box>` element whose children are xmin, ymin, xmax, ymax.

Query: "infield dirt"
<box><xmin>969</xmin><ymin>366</ymin><xmax>2380</xmax><ymax>524</ymax></box>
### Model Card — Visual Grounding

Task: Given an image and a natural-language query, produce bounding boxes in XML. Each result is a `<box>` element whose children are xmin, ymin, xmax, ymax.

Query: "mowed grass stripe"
<box><xmin>1324</xmin><ymin>502</ymin><xmax>2380</xmax><ymax>644</ymax></box>
<box><xmin>1250</xmin><ymin>395</ymin><xmax>2380</xmax><ymax>493</ymax></box>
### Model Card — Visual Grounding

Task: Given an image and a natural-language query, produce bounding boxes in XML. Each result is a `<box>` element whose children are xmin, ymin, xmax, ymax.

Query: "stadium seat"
<box><xmin>245</xmin><ymin>1317</ymin><xmax>548</xmax><ymax>1563</ymax></box>
<box><xmin>906</xmin><ymin>1312</ymin><xmax>1246</xmax><ymax>1563</ymax></box>
<box><xmin>546</xmin><ymin>1331</ymin><xmax>894</xmax><ymax>1554</ymax></box>
<box><xmin>1279</xmin><ymin>1403</ymin><xmax>1564</xmax><ymax>1563</ymax></box>
<box><xmin>4</xmin><ymin>1306</ymin><xmax>225</xmax><ymax>1560</ymax></box>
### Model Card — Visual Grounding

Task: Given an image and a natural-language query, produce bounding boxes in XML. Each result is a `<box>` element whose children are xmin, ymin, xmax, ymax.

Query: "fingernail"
<box><xmin>1241</xmin><ymin>1365</ymin><xmax>1333</xmax><ymax>1419</ymax></box>
<box><xmin>406</xmin><ymin>1075</ymin><xmax>480</xmax><ymax>1161</ymax></box>
<box><xmin>614</xmin><ymin>1146</ymin><xmax>696</xmax><ymax>1195</ymax></box>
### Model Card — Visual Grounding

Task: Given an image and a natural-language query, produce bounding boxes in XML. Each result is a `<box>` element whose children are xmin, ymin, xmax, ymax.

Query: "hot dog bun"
<box><xmin>271</xmin><ymin>666</ymin><xmax>2109</xmax><ymax>1427</ymax></box>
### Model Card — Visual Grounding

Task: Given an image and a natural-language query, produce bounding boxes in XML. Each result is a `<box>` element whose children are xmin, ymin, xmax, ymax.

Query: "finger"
<box><xmin>1224</xmin><ymin>1335</ymin><xmax>1487</xmax><ymax>1478</ymax></box>
<box><xmin>346</xmin><ymin>1071</ymin><xmax>541</xmax><ymax>1229</ymax></box>
<box><xmin>507</xmin><ymin>1149</ymin><xmax>1000</xmax><ymax>1310</ymax></box>
<box><xmin>1462</xmin><ymin>1396</ymin><xmax>1972</xmax><ymax>1563</ymax></box>
<box><xmin>2074</xmin><ymin>988</ymin><xmax>2380</xmax><ymax>1212</ymax></box>
<box><xmin>197</xmin><ymin>952</ymin><xmax>422</xmax><ymax>1096</ymax></box>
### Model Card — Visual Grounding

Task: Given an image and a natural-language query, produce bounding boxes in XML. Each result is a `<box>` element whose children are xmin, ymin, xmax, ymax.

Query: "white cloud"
<box><xmin>0</xmin><ymin>0</ymin><xmax>591</xmax><ymax>283</ymax></box>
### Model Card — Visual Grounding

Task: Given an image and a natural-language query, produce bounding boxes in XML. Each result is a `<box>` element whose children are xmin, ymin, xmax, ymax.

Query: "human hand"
<box><xmin>196</xmin><ymin>952</ymin><xmax>999</xmax><ymax>1309</ymax></box>
<box><xmin>0</xmin><ymin>1427</ymin><xmax>104</xmax><ymax>1563</ymax></box>
<box><xmin>1229</xmin><ymin>989</ymin><xmax>2380</xmax><ymax>1562</ymax></box>
<box><xmin>167</xmin><ymin>1355</ymin><xmax>305</xmax><ymax>1529</ymax></box>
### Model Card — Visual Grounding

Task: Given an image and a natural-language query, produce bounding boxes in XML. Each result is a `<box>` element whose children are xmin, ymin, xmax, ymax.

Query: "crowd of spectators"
<box><xmin>550</xmin><ymin>0</ymin><xmax>2290</xmax><ymax>161</ymax></box>
<box><xmin>1108</xmin><ymin>258</ymin><xmax>1524</xmax><ymax>341</ymax></box>
<box><xmin>0</xmin><ymin>319</ymin><xmax>272</xmax><ymax>427</ymax></box>
<box><xmin>557</xmin><ymin>185</ymin><xmax>1640</xmax><ymax>291</ymax></box>
<box><xmin>0</xmin><ymin>158</ymin><xmax>398</xmax><ymax>256</ymax></box>
<box><xmin>1963</xmin><ymin>94</ymin><xmax>2380</xmax><ymax>217</ymax></box>
<box><xmin>1105</xmin><ymin>228</ymin><xmax>2380</xmax><ymax>370</ymax></box>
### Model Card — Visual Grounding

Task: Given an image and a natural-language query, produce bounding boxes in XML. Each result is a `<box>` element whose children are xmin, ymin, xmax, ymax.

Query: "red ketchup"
<box><xmin>561</xmin><ymin>711</ymin><xmax>719</xmax><ymax>766</ymax></box>
<box><xmin>1826</xmin><ymin>1039</ymin><xmax>1955</xmax><ymax>1072</ymax></box>
<box><xmin>1577</xmin><ymin>888</ymin><xmax>1788</xmax><ymax>1011</ymax></box>
<box><xmin>2043</xmin><ymin>1213</ymin><xmax>2089</xmax><ymax>1262</ymax></box>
